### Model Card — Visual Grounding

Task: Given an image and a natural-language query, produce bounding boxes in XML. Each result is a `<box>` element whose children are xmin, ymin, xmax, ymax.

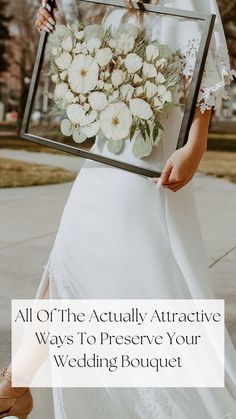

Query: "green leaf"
<box><xmin>152</xmin><ymin>124</ymin><xmax>159</xmax><ymax>142</ymax></box>
<box><xmin>107</xmin><ymin>139</ymin><xmax>123</xmax><ymax>154</ymax></box>
<box><xmin>153</xmin><ymin>119</ymin><xmax>164</xmax><ymax>131</ymax></box>
<box><xmin>139</xmin><ymin>122</ymin><xmax>146</xmax><ymax>141</ymax></box>
<box><xmin>144</xmin><ymin>120</ymin><xmax>151</xmax><ymax>137</ymax></box>
<box><xmin>72</xmin><ymin>128</ymin><xmax>86</xmax><ymax>143</ymax></box>
<box><xmin>132</xmin><ymin>134</ymin><xmax>152</xmax><ymax>158</ymax></box>
<box><xmin>130</xmin><ymin>123</ymin><xmax>137</xmax><ymax>141</ymax></box>
<box><xmin>152</xmin><ymin>125</ymin><xmax>162</xmax><ymax>146</ymax></box>
<box><xmin>158</xmin><ymin>43</ymin><xmax>171</xmax><ymax>59</ymax></box>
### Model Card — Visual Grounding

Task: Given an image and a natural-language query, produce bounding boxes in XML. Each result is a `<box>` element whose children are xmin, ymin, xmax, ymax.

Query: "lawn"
<box><xmin>198</xmin><ymin>150</ymin><xmax>236</xmax><ymax>184</ymax></box>
<box><xmin>0</xmin><ymin>158</ymin><xmax>76</xmax><ymax>188</ymax></box>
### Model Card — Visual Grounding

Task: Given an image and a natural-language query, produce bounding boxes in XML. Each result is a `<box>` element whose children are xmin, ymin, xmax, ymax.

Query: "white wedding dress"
<box><xmin>35</xmin><ymin>0</ymin><xmax>236</xmax><ymax>418</ymax></box>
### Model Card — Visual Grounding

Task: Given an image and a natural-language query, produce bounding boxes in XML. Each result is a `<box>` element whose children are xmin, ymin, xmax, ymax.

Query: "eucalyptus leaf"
<box><xmin>139</xmin><ymin>122</ymin><xmax>146</xmax><ymax>141</ymax></box>
<box><xmin>132</xmin><ymin>134</ymin><xmax>152</xmax><ymax>158</ymax></box>
<box><xmin>152</xmin><ymin>127</ymin><xmax>162</xmax><ymax>146</ymax></box>
<box><xmin>144</xmin><ymin>120</ymin><xmax>151</xmax><ymax>137</ymax></box>
<box><xmin>60</xmin><ymin>119</ymin><xmax>73</xmax><ymax>137</ymax></box>
<box><xmin>152</xmin><ymin>124</ymin><xmax>159</xmax><ymax>142</ymax></box>
<box><xmin>72</xmin><ymin>127</ymin><xmax>86</xmax><ymax>143</ymax></box>
<box><xmin>130</xmin><ymin>123</ymin><xmax>137</xmax><ymax>141</ymax></box>
<box><xmin>158</xmin><ymin>43</ymin><xmax>171</xmax><ymax>58</ymax></box>
<box><xmin>107</xmin><ymin>139</ymin><xmax>123</xmax><ymax>154</ymax></box>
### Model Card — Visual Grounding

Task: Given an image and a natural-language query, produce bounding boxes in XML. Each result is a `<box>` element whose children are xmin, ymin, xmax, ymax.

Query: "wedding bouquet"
<box><xmin>48</xmin><ymin>22</ymin><xmax>181</xmax><ymax>158</ymax></box>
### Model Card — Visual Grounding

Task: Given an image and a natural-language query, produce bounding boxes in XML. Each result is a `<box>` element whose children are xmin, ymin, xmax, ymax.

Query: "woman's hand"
<box><xmin>35</xmin><ymin>0</ymin><xmax>57</xmax><ymax>33</ymax></box>
<box><xmin>152</xmin><ymin>106</ymin><xmax>212</xmax><ymax>192</ymax></box>
<box><xmin>157</xmin><ymin>143</ymin><xmax>206</xmax><ymax>192</ymax></box>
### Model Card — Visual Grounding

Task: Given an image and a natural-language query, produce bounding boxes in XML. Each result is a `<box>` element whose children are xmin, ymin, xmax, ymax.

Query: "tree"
<box><xmin>0</xmin><ymin>0</ymin><xmax>10</xmax><ymax>73</ymax></box>
<box><xmin>217</xmin><ymin>0</ymin><xmax>236</xmax><ymax>67</ymax></box>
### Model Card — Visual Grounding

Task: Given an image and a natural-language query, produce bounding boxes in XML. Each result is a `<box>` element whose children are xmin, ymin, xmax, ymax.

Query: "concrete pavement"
<box><xmin>0</xmin><ymin>148</ymin><xmax>236</xmax><ymax>418</ymax></box>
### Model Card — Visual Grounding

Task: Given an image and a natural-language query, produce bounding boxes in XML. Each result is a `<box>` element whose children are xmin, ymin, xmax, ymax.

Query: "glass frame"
<box><xmin>20</xmin><ymin>0</ymin><xmax>216</xmax><ymax>178</ymax></box>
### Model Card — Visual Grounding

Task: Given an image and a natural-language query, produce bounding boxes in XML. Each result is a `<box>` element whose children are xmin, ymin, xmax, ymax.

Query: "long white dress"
<box><xmin>35</xmin><ymin>0</ymin><xmax>236</xmax><ymax>418</ymax></box>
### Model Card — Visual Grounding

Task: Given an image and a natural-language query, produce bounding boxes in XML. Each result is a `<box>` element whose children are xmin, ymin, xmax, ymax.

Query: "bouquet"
<box><xmin>48</xmin><ymin>22</ymin><xmax>181</xmax><ymax>158</ymax></box>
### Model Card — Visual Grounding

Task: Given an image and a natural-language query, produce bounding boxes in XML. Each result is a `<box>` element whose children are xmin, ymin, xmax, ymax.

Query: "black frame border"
<box><xmin>20</xmin><ymin>0</ymin><xmax>215</xmax><ymax>178</ymax></box>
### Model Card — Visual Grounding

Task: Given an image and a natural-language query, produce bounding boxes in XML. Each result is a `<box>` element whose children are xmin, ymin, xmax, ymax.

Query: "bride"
<box><xmin>1</xmin><ymin>0</ymin><xmax>236</xmax><ymax>418</ymax></box>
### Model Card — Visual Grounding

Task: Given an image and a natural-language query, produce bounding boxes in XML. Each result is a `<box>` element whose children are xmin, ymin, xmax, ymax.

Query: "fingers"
<box><xmin>160</xmin><ymin>161</ymin><xmax>173</xmax><ymax>184</ymax></box>
<box><xmin>35</xmin><ymin>6</ymin><xmax>56</xmax><ymax>33</ymax></box>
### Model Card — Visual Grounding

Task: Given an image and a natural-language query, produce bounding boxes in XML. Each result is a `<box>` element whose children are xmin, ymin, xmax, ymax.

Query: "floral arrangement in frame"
<box><xmin>21</xmin><ymin>0</ymin><xmax>215</xmax><ymax>178</ymax></box>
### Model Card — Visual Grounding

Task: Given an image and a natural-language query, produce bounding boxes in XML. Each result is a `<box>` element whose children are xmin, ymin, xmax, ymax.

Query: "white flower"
<box><xmin>100</xmin><ymin>102</ymin><xmax>132</xmax><ymax>141</ymax></box>
<box><xmin>67</xmin><ymin>104</ymin><xmax>87</xmax><ymax>125</ymax></box>
<box><xmin>82</xmin><ymin>120</ymin><xmax>100</xmax><ymax>138</ymax></box>
<box><xmin>108</xmin><ymin>39</ymin><xmax>117</xmax><ymax>49</ymax></box>
<box><xmin>135</xmin><ymin>86</ymin><xmax>144</xmax><ymax>97</ymax></box>
<box><xmin>156</xmin><ymin>72</ymin><xmax>166</xmax><ymax>83</ymax></box>
<box><xmin>87</xmin><ymin>38</ymin><xmax>101</xmax><ymax>54</ymax></box>
<box><xmin>55</xmin><ymin>52</ymin><xmax>72</xmax><ymax>70</ymax></box>
<box><xmin>68</xmin><ymin>54</ymin><xmax>99</xmax><ymax>94</ymax></box>
<box><xmin>116</xmin><ymin>56</ymin><xmax>123</xmax><ymax>67</ymax></box>
<box><xmin>95</xmin><ymin>48</ymin><xmax>112</xmax><ymax>67</ymax></box>
<box><xmin>87</xmin><ymin>110</ymin><xmax>98</xmax><ymax>124</ymax></box>
<box><xmin>52</xmin><ymin>74</ymin><xmax>59</xmax><ymax>83</ymax></box>
<box><xmin>129</xmin><ymin>98</ymin><xmax>153</xmax><ymax>120</ymax></box>
<box><xmin>60</xmin><ymin>119</ymin><xmax>73</xmax><ymax>136</ymax></box>
<box><xmin>153</xmin><ymin>97</ymin><xmax>163</xmax><ymax>109</ymax></box>
<box><xmin>52</xmin><ymin>47</ymin><xmax>60</xmax><ymax>56</ymax></box>
<box><xmin>143</xmin><ymin>62</ymin><xmax>157</xmax><ymax>78</ymax></box>
<box><xmin>111</xmin><ymin>69</ymin><xmax>125</xmax><ymax>88</ymax></box>
<box><xmin>104</xmin><ymin>83</ymin><xmax>113</xmax><ymax>92</ymax></box>
<box><xmin>73</xmin><ymin>42</ymin><xmax>87</xmax><ymax>54</ymax></box>
<box><xmin>133</xmin><ymin>74</ymin><xmax>142</xmax><ymax>85</ymax></box>
<box><xmin>116</xmin><ymin>35</ymin><xmax>134</xmax><ymax>54</ymax></box>
<box><xmin>157</xmin><ymin>85</ymin><xmax>172</xmax><ymax>103</ymax></box>
<box><xmin>120</xmin><ymin>84</ymin><xmax>134</xmax><ymax>101</ymax></box>
<box><xmin>61</xmin><ymin>36</ymin><xmax>73</xmax><ymax>52</ymax></box>
<box><xmin>83</xmin><ymin>103</ymin><xmax>90</xmax><ymax>112</ymax></box>
<box><xmin>146</xmin><ymin>44</ymin><xmax>159</xmax><ymax>61</ymax></box>
<box><xmin>64</xmin><ymin>91</ymin><xmax>76</xmax><ymax>103</ymax></box>
<box><xmin>112</xmin><ymin>90</ymin><xmax>119</xmax><ymax>101</ymax></box>
<box><xmin>161</xmin><ymin>90</ymin><xmax>172</xmax><ymax>103</ymax></box>
<box><xmin>156</xmin><ymin>58</ymin><xmax>167</xmax><ymax>69</ymax></box>
<box><xmin>54</xmin><ymin>83</ymin><xmax>68</xmax><ymax>100</ymax></box>
<box><xmin>79</xmin><ymin>94</ymin><xmax>86</xmax><ymax>103</ymax></box>
<box><xmin>157</xmin><ymin>84</ymin><xmax>167</xmax><ymax>96</ymax></box>
<box><xmin>60</xmin><ymin>70</ymin><xmax>67</xmax><ymax>81</ymax></box>
<box><xmin>124</xmin><ymin>53</ymin><xmax>142</xmax><ymax>74</ymax></box>
<box><xmin>144</xmin><ymin>81</ymin><xmax>158</xmax><ymax>98</ymax></box>
<box><xmin>75</xmin><ymin>30</ymin><xmax>84</xmax><ymax>40</ymax></box>
<box><xmin>97</xmin><ymin>80</ymin><xmax>105</xmax><ymax>89</ymax></box>
<box><xmin>104</xmin><ymin>70</ymin><xmax>110</xmax><ymax>80</ymax></box>
<box><xmin>89</xmin><ymin>92</ymin><xmax>107</xmax><ymax>111</ymax></box>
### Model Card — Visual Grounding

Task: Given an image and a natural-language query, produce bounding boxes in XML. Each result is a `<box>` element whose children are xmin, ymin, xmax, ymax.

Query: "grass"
<box><xmin>0</xmin><ymin>158</ymin><xmax>77</xmax><ymax>188</ymax></box>
<box><xmin>0</xmin><ymin>136</ymin><xmax>94</xmax><ymax>154</ymax></box>
<box><xmin>198</xmin><ymin>150</ymin><xmax>236</xmax><ymax>184</ymax></box>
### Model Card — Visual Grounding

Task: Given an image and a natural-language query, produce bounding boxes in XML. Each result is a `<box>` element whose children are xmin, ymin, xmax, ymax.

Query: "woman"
<box><xmin>1</xmin><ymin>0</ymin><xmax>236</xmax><ymax>418</ymax></box>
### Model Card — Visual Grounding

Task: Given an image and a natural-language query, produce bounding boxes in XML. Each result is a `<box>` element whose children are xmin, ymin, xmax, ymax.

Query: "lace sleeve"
<box><xmin>172</xmin><ymin>0</ymin><xmax>236</xmax><ymax>114</ymax></box>
<box><xmin>195</xmin><ymin>0</ymin><xmax>235</xmax><ymax>113</ymax></box>
<box><xmin>196</xmin><ymin>37</ymin><xmax>236</xmax><ymax>114</ymax></box>
<box><xmin>180</xmin><ymin>36</ymin><xmax>235</xmax><ymax>114</ymax></box>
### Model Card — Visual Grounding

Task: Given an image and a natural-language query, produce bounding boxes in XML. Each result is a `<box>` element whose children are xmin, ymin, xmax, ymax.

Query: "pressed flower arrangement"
<box><xmin>48</xmin><ymin>22</ymin><xmax>182</xmax><ymax>158</ymax></box>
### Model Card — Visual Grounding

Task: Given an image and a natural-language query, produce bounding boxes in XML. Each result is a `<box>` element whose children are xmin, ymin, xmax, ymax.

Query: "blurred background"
<box><xmin>0</xmin><ymin>0</ymin><xmax>235</xmax><ymax>187</ymax></box>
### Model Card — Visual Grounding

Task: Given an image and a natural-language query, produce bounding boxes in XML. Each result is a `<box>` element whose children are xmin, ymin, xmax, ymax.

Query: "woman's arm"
<box><xmin>35</xmin><ymin>0</ymin><xmax>56</xmax><ymax>33</ymax></box>
<box><xmin>153</xmin><ymin>107</ymin><xmax>212</xmax><ymax>192</ymax></box>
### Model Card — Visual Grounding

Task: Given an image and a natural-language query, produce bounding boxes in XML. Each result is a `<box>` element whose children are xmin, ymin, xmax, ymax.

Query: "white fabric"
<box><xmin>35</xmin><ymin>1</ymin><xmax>236</xmax><ymax>418</ymax></box>
<box><xmin>161</xmin><ymin>0</ymin><xmax>235</xmax><ymax>112</ymax></box>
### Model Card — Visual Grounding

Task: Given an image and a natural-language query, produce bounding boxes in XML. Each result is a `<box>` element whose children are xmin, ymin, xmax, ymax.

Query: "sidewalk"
<box><xmin>0</xmin><ymin>149</ymin><xmax>236</xmax><ymax>418</ymax></box>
